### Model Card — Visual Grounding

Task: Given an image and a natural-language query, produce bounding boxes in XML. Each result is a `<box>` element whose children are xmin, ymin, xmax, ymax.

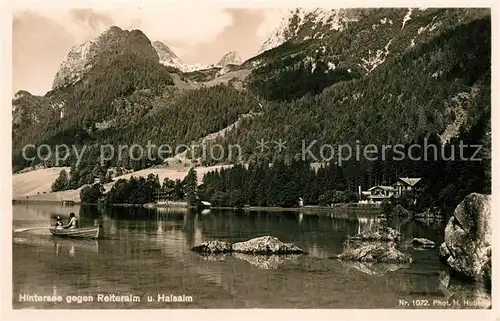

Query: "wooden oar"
<box><xmin>14</xmin><ymin>226</ymin><xmax>50</xmax><ymax>232</ymax></box>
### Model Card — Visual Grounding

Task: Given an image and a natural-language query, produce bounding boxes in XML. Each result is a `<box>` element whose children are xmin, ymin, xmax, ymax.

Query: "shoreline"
<box><xmin>210</xmin><ymin>205</ymin><xmax>381</xmax><ymax>212</ymax></box>
<box><xmin>13</xmin><ymin>199</ymin><xmax>381</xmax><ymax>213</ymax></box>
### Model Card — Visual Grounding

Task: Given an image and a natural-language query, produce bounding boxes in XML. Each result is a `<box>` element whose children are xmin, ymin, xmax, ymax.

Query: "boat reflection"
<box><xmin>53</xmin><ymin>238</ymin><xmax>99</xmax><ymax>257</ymax></box>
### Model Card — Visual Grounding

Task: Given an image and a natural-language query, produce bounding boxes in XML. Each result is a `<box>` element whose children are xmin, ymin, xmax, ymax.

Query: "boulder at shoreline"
<box><xmin>438</xmin><ymin>193</ymin><xmax>491</xmax><ymax>285</ymax></box>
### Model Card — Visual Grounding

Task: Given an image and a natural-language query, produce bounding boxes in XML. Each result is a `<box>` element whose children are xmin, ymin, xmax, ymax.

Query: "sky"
<box><xmin>13</xmin><ymin>6</ymin><xmax>287</xmax><ymax>95</ymax></box>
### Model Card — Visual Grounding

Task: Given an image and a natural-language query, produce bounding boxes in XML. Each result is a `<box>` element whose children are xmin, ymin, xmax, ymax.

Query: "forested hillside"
<box><xmin>208</xmin><ymin>14</ymin><xmax>492</xmax><ymax>212</ymax></box>
<box><xmin>245</xmin><ymin>8</ymin><xmax>489</xmax><ymax>102</ymax></box>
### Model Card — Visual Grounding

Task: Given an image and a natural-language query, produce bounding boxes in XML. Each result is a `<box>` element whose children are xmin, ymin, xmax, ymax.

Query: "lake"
<box><xmin>11</xmin><ymin>203</ymin><xmax>490</xmax><ymax>309</ymax></box>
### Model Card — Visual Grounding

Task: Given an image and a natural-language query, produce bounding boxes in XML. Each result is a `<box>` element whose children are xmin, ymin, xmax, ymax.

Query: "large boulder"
<box><xmin>191</xmin><ymin>236</ymin><xmax>303</xmax><ymax>255</ymax></box>
<box><xmin>337</xmin><ymin>243</ymin><xmax>413</xmax><ymax>264</ymax></box>
<box><xmin>348</xmin><ymin>225</ymin><xmax>401</xmax><ymax>242</ymax></box>
<box><xmin>439</xmin><ymin>193</ymin><xmax>491</xmax><ymax>284</ymax></box>
<box><xmin>231</xmin><ymin>236</ymin><xmax>304</xmax><ymax>254</ymax></box>
<box><xmin>191</xmin><ymin>240</ymin><xmax>232</xmax><ymax>254</ymax></box>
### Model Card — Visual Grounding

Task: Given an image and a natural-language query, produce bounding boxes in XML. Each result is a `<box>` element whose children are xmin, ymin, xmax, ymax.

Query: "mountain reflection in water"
<box><xmin>12</xmin><ymin>203</ymin><xmax>488</xmax><ymax>309</ymax></box>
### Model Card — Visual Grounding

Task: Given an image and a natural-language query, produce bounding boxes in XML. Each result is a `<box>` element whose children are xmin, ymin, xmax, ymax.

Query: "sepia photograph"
<box><xmin>6</xmin><ymin>1</ymin><xmax>494</xmax><ymax>314</ymax></box>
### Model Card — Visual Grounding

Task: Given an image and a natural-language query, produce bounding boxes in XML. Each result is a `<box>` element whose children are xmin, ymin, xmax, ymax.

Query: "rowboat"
<box><xmin>49</xmin><ymin>226</ymin><xmax>101</xmax><ymax>239</ymax></box>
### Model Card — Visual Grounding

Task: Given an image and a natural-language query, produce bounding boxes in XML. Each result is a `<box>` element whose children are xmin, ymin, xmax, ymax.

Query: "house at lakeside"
<box><xmin>393</xmin><ymin>177</ymin><xmax>422</xmax><ymax>195</ymax></box>
<box><xmin>361</xmin><ymin>177</ymin><xmax>422</xmax><ymax>203</ymax></box>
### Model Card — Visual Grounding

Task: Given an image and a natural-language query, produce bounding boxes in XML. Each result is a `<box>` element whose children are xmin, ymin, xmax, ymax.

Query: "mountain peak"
<box><xmin>13</xmin><ymin>90</ymin><xmax>32</xmax><ymax>100</ymax></box>
<box><xmin>52</xmin><ymin>26</ymin><xmax>158</xmax><ymax>90</ymax></box>
<box><xmin>153</xmin><ymin>40</ymin><xmax>216</xmax><ymax>72</ymax></box>
<box><xmin>257</xmin><ymin>8</ymin><xmax>358</xmax><ymax>54</ymax></box>
<box><xmin>102</xmin><ymin>25</ymin><xmax>123</xmax><ymax>34</ymax></box>
<box><xmin>217</xmin><ymin>51</ymin><xmax>242</xmax><ymax>66</ymax></box>
<box><xmin>152</xmin><ymin>41</ymin><xmax>180</xmax><ymax>61</ymax></box>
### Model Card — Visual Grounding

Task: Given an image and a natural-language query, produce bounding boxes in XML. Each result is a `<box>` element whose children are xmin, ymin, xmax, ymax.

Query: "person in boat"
<box><xmin>64</xmin><ymin>212</ymin><xmax>79</xmax><ymax>229</ymax></box>
<box><xmin>54</xmin><ymin>216</ymin><xmax>64</xmax><ymax>229</ymax></box>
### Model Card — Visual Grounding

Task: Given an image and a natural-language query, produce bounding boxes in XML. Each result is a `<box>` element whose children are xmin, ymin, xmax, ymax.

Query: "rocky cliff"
<box><xmin>216</xmin><ymin>51</ymin><xmax>242</xmax><ymax>66</ymax></box>
<box><xmin>52</xmin><ymin>26</ymin><xmax>159</xmax><ymax>90</ymax></box>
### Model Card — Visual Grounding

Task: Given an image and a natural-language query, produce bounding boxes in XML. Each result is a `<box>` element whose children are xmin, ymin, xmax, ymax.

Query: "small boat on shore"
<box><xmin>49</xmin><ymin>226</ymin><xmax>101</xmax><ymax>239</ymax></box>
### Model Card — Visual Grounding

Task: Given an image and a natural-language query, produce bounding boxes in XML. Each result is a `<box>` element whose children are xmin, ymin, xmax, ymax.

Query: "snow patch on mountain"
<box><xmin>417</xmin><ymin>15</ymin><xmax>440</xmax><ymax>36</ymax></box>
<box><xmin>258</xmin><ymin>10</ymin><xmax>294</xmax><ymax>54</ymax></box>
<box><xmin>429</xmin><ymin>21</ymin><xmax>442</xmax><ymax>32</ymax></box>
<box><xmin>258</xmin><ymin>8</ymin><xmax>354</xmax><ymax>54</ymax></box>
<box><xmin>401</xmin><ymin>8</ymin><xmax>413</xmax><ymax>30</ymax></box>
<box><xmin>360</xmin><ymin>38</ymin><xmax>393</xmax><ymax>72</ymax></box>
<box><xmin>432</xmin><ymin>70</ymin><xmax>443</xmax><ymax>78</ymax></box>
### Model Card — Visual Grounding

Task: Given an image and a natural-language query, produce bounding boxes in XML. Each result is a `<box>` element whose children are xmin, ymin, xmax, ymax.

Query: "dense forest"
<box><xmin>80</xmin><ymin>123</ymin><xmax>489</xmax><ymax>215</ymax></box>
<box><xmin>199</xmin><ymin>161</ymin><xmax>357</xmax><ymax>208</ymax></box>
<box><xmin>198</xmin><ymin>130</ymin><xmax>489</xmax><ymax>213</ymax></box>
<box><xmin>80</xmin><ymin>168</ymin><xmax>199</xmax><ymax>205</ymax></box>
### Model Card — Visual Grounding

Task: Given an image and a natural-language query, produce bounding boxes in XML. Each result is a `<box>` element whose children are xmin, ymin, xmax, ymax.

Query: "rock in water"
<box><xmin>191</xmin><ymin>241</ymin><xmax>232</xmax><ymax>254</ymax></box>
<box><xmin>439</xmin><ymin>193</ymin><xmax>491</xmax><ymax>283</ymax></box>
<box><xmin>412</xmin><ymin>238</ymin><xmax>436</xmax><ymax>249</ymax></box>
<box><xmin>231</xmin><ymin>236</ymin><xmax>303</xmax><ymax>254</ymax></box>
<box><xmin>349</xmin><ymin>225</ymin><xmax>401</xmax><ymax>242</ymax></box>
<box><xmin>338</xmin><ymin>243</ymin><xmax>413</xmax><ymax>264</ymax></box>
<box><xmin>191</xmin><ymin>236</ymin><xmax>303</xmax><ymax>255</ymax></box>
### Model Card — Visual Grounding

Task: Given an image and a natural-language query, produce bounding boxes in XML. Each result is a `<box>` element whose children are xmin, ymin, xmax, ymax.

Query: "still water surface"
<box><xmin>12</xmin><ymin>203</ymin><xmax>486</xmax><ymax>309</ymax></box>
